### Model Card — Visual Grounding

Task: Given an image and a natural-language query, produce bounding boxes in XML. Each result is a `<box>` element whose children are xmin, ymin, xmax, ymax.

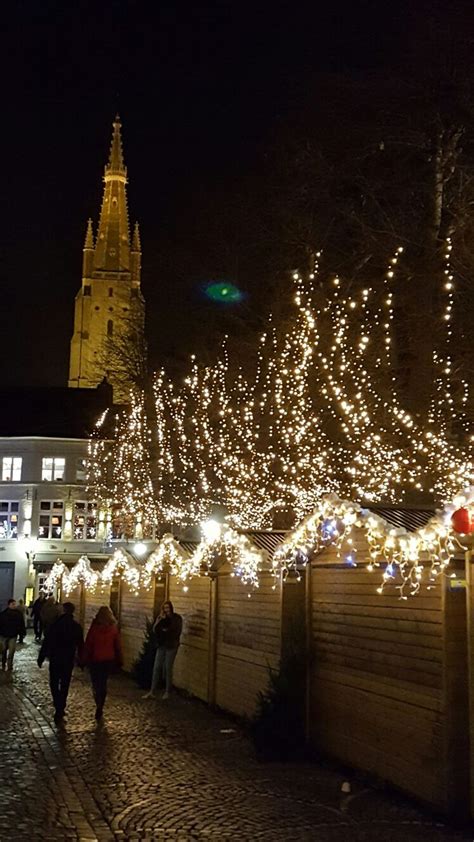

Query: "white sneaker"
<box><xmin>142</xmin><ymin>691</ymin><xmax>155</xmax><ymax>699</ymax></box>
<box><xmin>162</xmin><ymin>692</ymin><xmax>169</xmax><ymax>700</ymax></box>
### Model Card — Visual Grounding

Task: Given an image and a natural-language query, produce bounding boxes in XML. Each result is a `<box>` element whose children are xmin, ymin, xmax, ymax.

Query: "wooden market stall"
<box><xmin>306</xmin><ymin>527</ymin><xmax>469</xmax><ymax>814</ymax></box>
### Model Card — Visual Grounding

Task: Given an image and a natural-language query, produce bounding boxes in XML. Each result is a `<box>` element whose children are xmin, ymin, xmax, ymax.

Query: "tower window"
<box><xmin>83</xmin><ymin>285</ymin><xmax>91</xmax><ymax>296</ymax></box>
<box><xmin>108</xmin><ymin>288</ymin><xmax>113</xmax><ymax>297</ymax></box>
<box><xmin>131</xmin><ymin>288</ymin><xmax>138</xmax><ymax>298</ymax></box>
<box><xmin>107</xmin><ymin>320</ymin><xmax>114</xmax><ymax>337</ymax></box>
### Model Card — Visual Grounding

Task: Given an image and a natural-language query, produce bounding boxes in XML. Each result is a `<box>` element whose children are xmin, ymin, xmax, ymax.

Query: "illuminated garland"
<box><xmin>63</xmin><ymin>555</ymin><xmax>99</xmax><ymax>595</ymax></box>
<box><xmin>273</xmin><ymin>493</ymin><xmax>466</xmax><ymax>598</ymax></box>
<box><xmin>194</xmin><ymin>521</ymin><xmax>262</xmax><ymax>589</ymax></box>
<box><xmin>143</xmin><ymin>522</ymin><xmax>263</xmax><ymax>592</ymax></box>
<box><xmin>143</xmin><ymin>533</ymin><xmax>200</xmax><ymax>587</ymax></box>
<box><xmin>46</xmin><ymin>488</ymin><xmax>472</xmax><ymax>602</ymax></box>
<box><xmin>44</xmin><ymin>560</ymin><xmax>69</xmax><ymax>592</ymax></box>
<box><xmin>101</xmin><ymin>548</ymin><xmax>141</xmax><ymax>593</ymax></box>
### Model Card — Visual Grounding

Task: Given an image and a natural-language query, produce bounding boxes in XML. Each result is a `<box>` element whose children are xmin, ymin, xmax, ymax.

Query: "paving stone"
<box><xmin>0</xmin><ymin>640</ymin><xmax>471</xmax><ymax>840</ymax></box>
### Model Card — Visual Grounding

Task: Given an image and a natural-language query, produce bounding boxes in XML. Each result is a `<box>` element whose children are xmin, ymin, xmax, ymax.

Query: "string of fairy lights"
<box><xmin>44</xmin><ymin>489</ymin><xmax>473</xmax><ymax>601</ymax></box>
<box><xmin>84</xmin><ymin>246</ymin><xmax>473</xmax><ymax>597</ymax></box>
<box><xmin>44</xmin><ymin>519</ymin><xmax>263</xmax><ymax>597</ymax></box>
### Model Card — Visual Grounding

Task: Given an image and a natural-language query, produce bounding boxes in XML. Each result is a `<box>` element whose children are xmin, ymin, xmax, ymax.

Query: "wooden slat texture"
<box><xmin>83</xmin><ymin>586</ymin><xmax>110</xmax><ymax>633</ymax></box>
<box><xmin>169</xmin><ymin>575</ymin><xmax>211</xmax><ymax>702</ymax></box>
<box><xmin>465</xmin><ymin>554</ymin><xmax>474</xmax><ymax>817</ymax></box>
<box><xmin>309</xmin><ymin>529</ymin><xmax>452</xmax><ymax>810</ymax></box>
<box><xmin>120</xmin><ymin>582</ymin><xmax>155</xmax><ymax>671</ymax></box>
<box><xmin>215</xmin><ymin>570</ymin><xmax>280</xmax><ymax>717</ymax></box>
<box><xmin>442</xmin><ymin>572</ymin><xmax>470</xmax><ymax>814</ymax></box>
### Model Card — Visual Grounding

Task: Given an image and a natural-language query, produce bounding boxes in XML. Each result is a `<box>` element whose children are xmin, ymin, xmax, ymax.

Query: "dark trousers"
<box><xmin>89</xmin><ymin>662</ymin><xmax>113</xmax><ymax>711</ymax></box>
<box><xmin>33</xmin><ymin>616</ymin><xmax>42</xmax><ymax>640</ymax></box>
<box><xmin>49</xmin><ymin>659</ymin><xmax>74</xmax><ymax>715</ymax></box>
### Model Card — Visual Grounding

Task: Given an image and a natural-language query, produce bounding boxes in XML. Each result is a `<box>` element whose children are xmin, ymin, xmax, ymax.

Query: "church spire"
<box><xmin>131</xmin><ymin>221</ymin><xmax>142</xmax><ymax>284</ymax></box>
<box><xmin>93</xmin><ymin>115</ymin><xmax>130</xmax><ymax>273</ymax></box>
<box><xmin>106</xmin><ymin>114</ymin><xmax>126</xmax><ymax>176</ymax></box>
<box><xmin>69</xmin><ymin>115</ymin><xmax>144</xmax><ymax>402</ymax></box>
<box><xmin>84</xmin><ymin>218</ymin><xmax>94</xmax><ymax>250</ymax></box>
<box><xmin>82</xmin><ymin>218</ymin><xmax>94</xmax><ymax>277</ymax></box>
<box><xmin>132</xmin><ymin>221</ymin><xmax>141</xmax><ymax>252</ymax></box>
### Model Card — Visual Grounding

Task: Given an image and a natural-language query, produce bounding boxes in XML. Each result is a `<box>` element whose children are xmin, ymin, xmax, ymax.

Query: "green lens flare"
<box><xmin>205</xmin><ymin>281</ymin><xmax>243</xmax><ymax>304</ymax></box>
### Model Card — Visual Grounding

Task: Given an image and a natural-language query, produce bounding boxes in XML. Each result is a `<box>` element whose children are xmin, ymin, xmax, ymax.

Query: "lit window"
<box><xmin>73</xmin><ymin>501</ymin><xmax>97</xmax><ymax>539</ymax></box>
<box><xmin>42</xmin><ymin>457</ymin><xmax>65</xmax><ymax>481</ymax></box>
<box><xmin>2</xmin><ymin>457</ymin><xmax>22</xmax><ymax>481</ymax></box>
<box><xmin>38</xmin><ymin>501</ymin><xmax>64</xmax><ymax>539</ymax></box>
<box><xmin>0</xmin><ymin>501</ymin><xmax>19</xmax><ymax>539</ymax></box>
<box><xmin>76</xmin><ymin>458</ymin><xmax>87</xmax><ymax>481</ymax></box>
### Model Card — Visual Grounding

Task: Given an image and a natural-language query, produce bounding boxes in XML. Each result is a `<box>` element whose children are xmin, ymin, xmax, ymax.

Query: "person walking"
<box><xmin>31</xmin><ymin>593</ymin><xmax>46</xmax><ymax>641</ymax></box>
<box><xmin>16</xmin><ymin>599</ymin><xmax>27</xmax><ymax>643</ymax></box>
<box><xmin>40</xmin><ymin>595</ymin><xmax>61</xmax><ymax>637</ymax></box>
<box><xmin>37</xmin><ymin>602</ymin><xmax>84</xmax><ymax>725</ymax></box>
<box><xmin>0</xmin><ymin>599</ymin><xmax>26</xmax><ymax>671</ymax></box>
<box><xmin>143</xmin><ymin>601</ymin><xmax>182</xmax><ymax>700</ymax></box>
<box><xmin>83</xmin><ymin>606</ymin><xmax>122</xmax><ymax>721</ymax></box>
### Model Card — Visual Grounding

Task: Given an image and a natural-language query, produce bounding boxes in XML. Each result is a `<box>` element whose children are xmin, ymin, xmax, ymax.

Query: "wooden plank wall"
<box><xmin>215</xmin><ymin>569</ymin><xmax>280</xmax><ymax>717</ymax></box>
<box><xmin>466</xmin><ymin>552</ymin><xmax>474</xmax><ymax>817</ymax></box>
<box><xmin>83</xmin><ymin>586</ymin><xmax>110</xmax><ymax>633</ymax></box>
<box><xmin>169</xmin><ymin>574</ymin><xmax>211</xmax><ymax>702</ymax></box>
<box><xmin>309</xmin><ymin>531</ymin><xmax>449</xmax><ymax>808</ymax></box>
<box><xmin>442</xmin><ymin>562</ymin><xmax>470</xmax><ymax>814</ymax></box>
<box><xmin>120</xmin><ymin>582</ymin><xmax>155</xmax><ymax>672</ymax></box>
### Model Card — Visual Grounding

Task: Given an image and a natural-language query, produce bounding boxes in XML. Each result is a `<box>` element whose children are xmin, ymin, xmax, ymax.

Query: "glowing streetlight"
<box><xmin>133</xmin><ymin>541</ymin><xmax>147</xmax><ymax>557</ymax></box>
<box><xmin>201</xmin><ymin>519</ymin><xmax>221</xmax><ymax>543</ymax></box>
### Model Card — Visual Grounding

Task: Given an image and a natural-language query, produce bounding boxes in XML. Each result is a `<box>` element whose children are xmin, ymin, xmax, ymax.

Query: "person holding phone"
<box><xmin>143</xmin><ymin>601</ymin><xmax>182</xmax><ymax>700</ymax></box>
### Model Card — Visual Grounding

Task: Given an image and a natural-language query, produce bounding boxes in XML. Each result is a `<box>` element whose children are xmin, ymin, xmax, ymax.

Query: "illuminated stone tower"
<box><xmin>68</xmin><ymin>116</ymin><xmax>144</xmax><ymax>401</ymax></box>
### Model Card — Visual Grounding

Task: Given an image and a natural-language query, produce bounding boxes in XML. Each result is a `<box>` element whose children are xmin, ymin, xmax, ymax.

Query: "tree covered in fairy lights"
<box><xmin>88</xmin><ymin>244</ymin><xmax>473</xmax><ymax>532</ymax></box>
<box><xmin>87</xmin><ymin>392</ymin><xmax>157</xmax><ymax>538</ymax></box>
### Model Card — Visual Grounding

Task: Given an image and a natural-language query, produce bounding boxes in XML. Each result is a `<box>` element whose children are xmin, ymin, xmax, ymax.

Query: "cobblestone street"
<box><xmin>0</xmin><ymin>640</ymin><xmax>471</xmax><ymax>841</ymax></box>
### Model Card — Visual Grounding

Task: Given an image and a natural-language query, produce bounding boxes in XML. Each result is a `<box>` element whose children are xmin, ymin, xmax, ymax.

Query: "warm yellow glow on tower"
<box><xmin>68</xmin><ymin>116</ymin><xmax>144</xmax><ymax>401</ymax></box>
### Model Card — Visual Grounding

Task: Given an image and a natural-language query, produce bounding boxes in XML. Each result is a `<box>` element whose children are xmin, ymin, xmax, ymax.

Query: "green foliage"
<box><xmin>131</xmin><ymin>617</ymin><xmax>156</xmax><ymax>689</ymax></box>
<box><xmin>251</xmin><ymin>614</ymin><xmax>306</xmax><ymax>760</ymax></box>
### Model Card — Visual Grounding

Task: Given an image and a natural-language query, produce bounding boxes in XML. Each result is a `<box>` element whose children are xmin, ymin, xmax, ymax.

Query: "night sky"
<box><xmin>0</xmin><ymin>0</ymin><xmax>465</xmax><ymax>387</ymax></box>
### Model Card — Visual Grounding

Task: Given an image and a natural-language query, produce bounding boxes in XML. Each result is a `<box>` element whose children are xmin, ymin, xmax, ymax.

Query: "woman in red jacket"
<box><xmin>84</xmin><ymin>606</ymin><xmax>123</xmax><ymax>720</ymax></box>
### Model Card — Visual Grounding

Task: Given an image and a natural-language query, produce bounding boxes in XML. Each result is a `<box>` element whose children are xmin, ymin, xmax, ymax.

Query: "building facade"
<box><xmin>0</xmin><ymin>386</ymin><xmax>115</xmax><ymax>608</ymax></box>
<box><xmin>68</xmin><ymin>116</ymin><xmax>145</xmax><ymax>402</ymax></box>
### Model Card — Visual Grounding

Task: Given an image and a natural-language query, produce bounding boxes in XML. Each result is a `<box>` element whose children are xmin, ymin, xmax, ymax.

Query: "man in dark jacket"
<box><xmin>40</xmin><ymin>595</ymin><xmax>61</xmax><ymax>636</ymax></box>
<box><xmin>0</xmin><ymin>599</ymin><xmax>26</xmax><ymax>671</ymax></box>
<box><xmin>31</xmin><ymin>593</ymin><xmax>46</xmax><ymax>641</ymax></box>
<box><xmin>38</xmin><ymin>602</ymin><xmax>84</xmax><ymax>724</ymax></box>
